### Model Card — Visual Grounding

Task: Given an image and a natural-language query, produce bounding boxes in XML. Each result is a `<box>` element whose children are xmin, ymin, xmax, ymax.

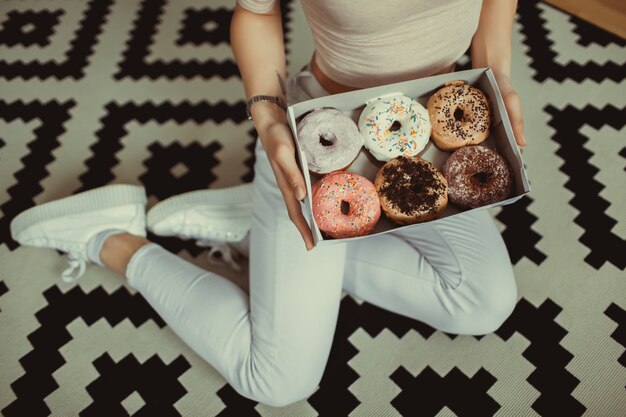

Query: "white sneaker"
<box><xmin>147</xmin><ymin>184</ymin><xmax>252</xmax><ymax>271</ymax></box>
<box><xmin>10</xmin><ymin>184</ymin><xmax>147</xmax><ymax>282</ymax></box>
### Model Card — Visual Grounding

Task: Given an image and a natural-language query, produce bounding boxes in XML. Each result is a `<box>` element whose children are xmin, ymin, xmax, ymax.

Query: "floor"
<box><xmin>0</xmin><ymin>0</ymin><xmax>625</xmax><ymax>416</ymax></box>
<box><xmin>546</xmin><ymin>0</ymin><xmax>626</xmax><ymax>38</ymax></box>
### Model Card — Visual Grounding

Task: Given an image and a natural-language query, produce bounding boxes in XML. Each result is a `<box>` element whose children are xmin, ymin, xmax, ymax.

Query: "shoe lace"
<box><xmin>196</xmin><ymin>239</ymin><xmax>243</xmax><ymax>272</ymax></box>
<box><xmin>61</xmin><ymin>252</ymin><xmax>87</xmax><ymax>283</ymax></box>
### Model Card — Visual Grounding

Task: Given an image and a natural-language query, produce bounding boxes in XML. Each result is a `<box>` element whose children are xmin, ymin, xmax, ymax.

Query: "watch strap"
<box><xmin>246</xmin><ymin>95</ymin><xmax>287</xmax><ymax>121</ymax></box>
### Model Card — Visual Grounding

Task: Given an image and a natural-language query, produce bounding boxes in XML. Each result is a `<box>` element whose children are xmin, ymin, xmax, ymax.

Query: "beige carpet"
<box><xmin>0</xmin><ymin>0</ymin><xmax>625</xmax><ymax>415</ymax></box>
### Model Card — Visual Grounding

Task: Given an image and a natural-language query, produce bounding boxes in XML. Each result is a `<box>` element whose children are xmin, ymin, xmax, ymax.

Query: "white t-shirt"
<box><xmin>237</xmin><ymin>0</ymin><xmax>483</xmax><ymax>88</ymax></box>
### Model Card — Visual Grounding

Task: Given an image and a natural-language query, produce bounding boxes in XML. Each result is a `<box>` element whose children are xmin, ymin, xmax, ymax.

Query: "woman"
<box><xmin>11</xmin><ymin>0</ymin><xmax>526</xmax><ymax>407</ymax></box>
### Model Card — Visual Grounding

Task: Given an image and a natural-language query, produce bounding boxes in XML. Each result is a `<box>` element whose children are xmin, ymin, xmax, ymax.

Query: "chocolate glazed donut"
<box><xmin>443</xmin><ymin>145</ymin><xmax>513</xmax><ymax>209</ymax></box>
<box><xmin>375</xmin><ymin>156</ymin><xmax>448</xmax><ymax>225</ymax></box>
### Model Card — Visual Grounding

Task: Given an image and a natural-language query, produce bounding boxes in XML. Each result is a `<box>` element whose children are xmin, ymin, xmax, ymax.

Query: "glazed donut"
<box><xmin>358</xmin><ymin>95</ymin><xmax>431</xmax><ymax>162</ymax></box>
<box><xmin>311</xmin><ymin>171</ymin><xmax>381</xmax><ymax>239</ymax></box>
<box><xmin>374</xmin><ymin>156</ymin><xmax>448</xmax><ymax>224</ymax></box>
<box><xmin>442</xmin><ymin>145</ymin><xmax>513</xmax><ymax>209</ymax></box>
<box><xmin>296</xmin><ymin>108</ymin><xmax>363</xmax><ymax>174</ymax></box>
<box><xmin>427</xmin><ymin>80</ymin><xmax>490</xmax><ymax>151</ymax></box>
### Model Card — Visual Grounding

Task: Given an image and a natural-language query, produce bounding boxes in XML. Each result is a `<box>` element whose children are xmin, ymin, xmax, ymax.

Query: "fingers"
<box><xmin>503</xmin><ymin>89</ymin><xmax>527</xmax><ymax>147</ymax></box>
<box><xmin>272</xmin><ymin>142</ymin><xmax>307</xmax><ymax>201</ymax></box>
<box><xmin>263</xmin><ymin>122</ymin><xmax>308</xmax><ymax>200</ymax></box>
<box><xmin>494</xmin><ymin>72</ymin><xmax>527</xmax><ymax>147</ymax></box>
<box><xmin>270</xmin><ymin>159</ymin><xmax>315</xmax><ymax>251</ymax></box>
<box><xmin>262</xmin><ymin>123</ymin><xmax>314</xmax><ymax>250</ymax></box>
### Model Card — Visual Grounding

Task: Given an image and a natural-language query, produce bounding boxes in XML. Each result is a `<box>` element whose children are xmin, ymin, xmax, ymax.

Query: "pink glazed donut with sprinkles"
<box><xmin>311</xmin><ymin>171</ymin><xmax>381</xmax><ymax>239</ymax></box>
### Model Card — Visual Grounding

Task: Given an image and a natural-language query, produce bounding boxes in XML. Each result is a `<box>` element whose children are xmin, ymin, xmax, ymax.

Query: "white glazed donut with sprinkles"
<box><xmin>358</xmin><ymin>95</ymin><xmax>431</xmax><ymax>162</ymax></box>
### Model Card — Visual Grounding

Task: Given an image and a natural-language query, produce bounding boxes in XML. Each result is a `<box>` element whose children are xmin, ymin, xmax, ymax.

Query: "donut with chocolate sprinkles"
<box><xmin>442</xmin><ymin>145</ymin><xmax>513</xmax><ymax>209</ymax></box>
<box><xmin>427</xmin><ymin>80</ymin><xmax>490</xmax><ymax>151</ymax></box>
<box><xmin>374</xmin><ymin>156</ymin><xmax>448</xmax><ymax>225</ymax></box>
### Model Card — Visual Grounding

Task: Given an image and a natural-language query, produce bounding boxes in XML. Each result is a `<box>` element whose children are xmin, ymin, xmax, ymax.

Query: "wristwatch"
<box><xmin>246</xmin><ymin>95</ymin><xmax>287</xmax><ymax>121</ymax></box>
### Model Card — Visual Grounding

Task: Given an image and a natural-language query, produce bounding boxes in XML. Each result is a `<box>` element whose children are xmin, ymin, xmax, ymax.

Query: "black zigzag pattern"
<box><xmin>309</xmin><ymin>297</ymin><xmax>439</xmax><ymax>416</ymax></box>
<box><xmin>1</xmin><ymin>285</ymin><xmax>165</xmax><ymax>417</ymax></box>
<box><xmin>545</xmin><ymin>104</ymin><xmax>626</xmax><ymax>270</ymax></box>
<box><xmin>81</xmin><ymin>353</ymin><xmax>190</xmax><ymax>416</ymax></box>
<box><xmin>76</xmin><ymin>101</ymin><xmax>246</xmax><ymax>193</ymax></box>
<box><xmin>75</xmin><ymin>101</ymin><xmax>245</xmax><ymax>258</ymax></box>
<box><xmin>569</xmin><ymin>14</ymin><xmax>626</xmax><ymax>47</ymax></box>
<box><xmin>115</xmin><ymin>0</ymin><xmax>294</xmax><ymax>80</ymax></box>
<box><xmin>0</xmin><ymin>100</ymin><xmax>74</xmax><ymax>250</ymax></box>
<box><xmin>517</xmin><ymin>0</ymin><xmax>626</xmax><ymax>83</ymax></box>
<box><xmin>281</xmin><ymin>0</ymin><xmax>295</xmax><ymax>68</ymax></box>
<box><xmin>0</xmin><ymin>10</ymin><xmax>63</xmax><ymax>48</ymax></box>
<box><xmin>605</xmin><ymin>303</ymin><xmax>626</xmax><ymax>368</ymax></box>
<box><xmin>496</xmin><ymin>196</ymin><xmax>547</xmax><ymax>265</ymax></box>
<box><xmin>139</xmin><ymin>141</ymin><xmax>222</xmax><ymax>200</ymax></box>
<box><xmin>215</xmin><ymin>296</ymin><xmax>439</xmax><ymax>416</ymax></box>
<box><xmin>216</xmin><ymin>385</ymin><xmax>261</xmax><ymax>417</ymax></box>
<box><xmin>176</xmin><ymin>8</ymin><xmax>231</xmax><ymax>47</ymax></box>
<box><xmin>0</xmin><ymin>280</ymin><xmax>8</xmax><ymax>313</ymax></box>
<box><xmin>212</xmin><ymin>297</ymin><xmax>495</xmax><ymax>416</ymax></box>
<box><xmin>308</xmin><ymin>306</ymin><xmax>362</xmax><ymax>416</ymax></box>
<box><xmin>115</xmin><ymin>0</ymin><xmax>239</xmax><ymax>80</ymax></box>
<box><xmin>390</xmin><ymin>366</ymin><xmax>500</xmax><ymax>416</ymax></box>
<box><xmin>0</xmin><ymin>0</ymin><xmax>112</xmax><ymax>80</ymax></box>
<box><xmin>241</xmin><ymin>128</ymin><xmax>257</xmax><ymax>183</ymax></box>
<box><xmin>0</xmin><ymin>0</ymin><xmax>625</xmax><ymax>415</ymax></box>
<box><xmin>497</xmin><ymin>298</ymin><xmax>585</xmax><ymax>416</ymax></box>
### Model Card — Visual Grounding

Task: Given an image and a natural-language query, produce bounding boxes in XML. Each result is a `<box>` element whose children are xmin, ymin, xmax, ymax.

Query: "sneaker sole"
<box><xmin>147</xmin><ymin>184</ymin><xmax>252</xmax><ymax>233</ymax></box>
<box><xmin>10</xmin><ymin>184</ymin><xmax>147</xmax><ymax>239</ymax></box>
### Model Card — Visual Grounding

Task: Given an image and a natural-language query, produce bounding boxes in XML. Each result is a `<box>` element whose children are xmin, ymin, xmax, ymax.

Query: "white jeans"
<box><xmin>125</xmin><ymin>69</ymin><xmax>517</xmax><ymax>407</ymax></box>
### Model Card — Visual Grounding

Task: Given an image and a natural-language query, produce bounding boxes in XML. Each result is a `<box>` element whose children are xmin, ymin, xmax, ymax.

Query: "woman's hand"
<box><xmin>230</xmin><ymin>3</ymin><xmax>313</xmax><ymax>249</ymax></box>
<box><xmin>471</xmin><ymin>0</ymin><xmax>525</xmax><ymax>146</ymax></box>
<box><xmin>259</xmin><ymin>120</ymin><xmax>315</xmax><ymax>251</ymax></box>
<box><xmin>493</xmin><ymin>71</ymin><xmax>527</xmax><ymax>147</ymax></box>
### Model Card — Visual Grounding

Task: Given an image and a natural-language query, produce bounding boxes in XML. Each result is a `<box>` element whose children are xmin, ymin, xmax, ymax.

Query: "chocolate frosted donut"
<box><xmin>375</xmin><ymin>156</ymin><xmax>448</xmax><ymax>225</ymax></box>
<box><xmin>443</xmin><ymin>146</ymin><xmax>513</xmax><ymax>209</ymax></box>
<box><xmin>427</xmin><ymin>80</ymin><xmax>490</xmax><ymax>151</ymax></box>
<box><xmin>296</xmin><ymin>108</ymin><xmax>363</xmax><ymax>174</ymax></box>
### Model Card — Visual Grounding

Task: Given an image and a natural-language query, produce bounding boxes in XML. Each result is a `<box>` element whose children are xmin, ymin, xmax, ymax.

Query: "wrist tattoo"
<box><xmin>276</xmin><ymin>71</ymin><xmax>286</xmax><ymax>97</ymax></box>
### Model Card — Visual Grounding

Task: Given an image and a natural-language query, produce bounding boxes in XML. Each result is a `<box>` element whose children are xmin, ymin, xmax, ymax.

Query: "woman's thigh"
<box><xmin>342</xmin><ymin>209</ymin><xmax>517</xmax><ymax>335</ymax></box>
<box><xmin>248</xmin><ymin>140</ymin><xmax>347</xmax><ymax>382</ymax></box>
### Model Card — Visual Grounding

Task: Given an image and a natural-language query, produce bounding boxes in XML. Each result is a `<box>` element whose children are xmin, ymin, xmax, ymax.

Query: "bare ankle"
<box><xmin>100</xmin><ymin>233</ymin><xmax>150</xmax><ymax>276</ymax></box>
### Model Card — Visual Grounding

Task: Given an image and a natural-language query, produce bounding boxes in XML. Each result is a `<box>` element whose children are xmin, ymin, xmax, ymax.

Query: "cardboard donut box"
<box><xmin>286</xmin><ymin>68</ymin><xmax>531</xmax><ymax>247</ymax></box>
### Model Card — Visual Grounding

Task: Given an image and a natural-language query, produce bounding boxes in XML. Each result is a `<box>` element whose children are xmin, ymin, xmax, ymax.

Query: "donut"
<box><xmin>442</xmin><ymin>145</ymin><xmax>513</xmax><ymax>209</ymax></box>
<box><xmin>296</xmin><ymin>108</ymin><xmax>363</xmax><ymax>174</ymax></box>
<box><xmin>358</xmin><ymin>95</ymin><xmax>431</xmax><ymax>162</ymax></box>
<box><xmin>311</xmin><ymin>171</ymin><xmax>381</xmax><ymax>239</ymax></box>
<box><xmin>427</xmin><ymin>80</ymin><xmax>490</xmax><ymax>151</ymax></box>
<box><xmin>374</xmin><ymin>156</ymin><xmax>448</xmax><ymax>224</ymax></box>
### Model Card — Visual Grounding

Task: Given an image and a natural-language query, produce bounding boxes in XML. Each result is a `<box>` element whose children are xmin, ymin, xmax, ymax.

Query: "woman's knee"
<box><xmin>246</xmin><ymin>369</ymin><xmax>321</xmax><ymax>407</ymax></box>
<box><xmin>228</xmin><ymin>348</ymin><xmax>325</xmax><ymax>407</ymax></box>
<box><xmin>456</xmin><ymin>272</ymin><xmax>518</xmax><ymax>335</ymax></box>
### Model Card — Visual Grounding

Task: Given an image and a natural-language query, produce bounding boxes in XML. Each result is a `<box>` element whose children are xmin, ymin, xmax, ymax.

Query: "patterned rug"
<box><xmin>1</xmin><ymin>0</ymin><xmax>625</xmax><ymax>415</ymax></box>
